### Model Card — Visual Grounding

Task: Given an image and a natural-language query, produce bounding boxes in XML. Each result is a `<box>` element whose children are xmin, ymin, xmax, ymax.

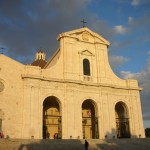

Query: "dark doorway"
<box><xmin>82</xmin><ymin>99</ymin><xmax>99</xmax><ymax>139</ymax></box>
<box><xmin>43</xmin><ymin>96</ymin><xmax>62</xmax><ymax>139</ymax></box>
<box><xmin>115</xmin><ymin>102</ymin><xmax>130</xmax><ymax>138</ymax></box>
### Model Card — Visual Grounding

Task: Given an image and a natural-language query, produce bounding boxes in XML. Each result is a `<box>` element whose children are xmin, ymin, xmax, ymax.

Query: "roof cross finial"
<box><xmin>81</xmin><ymin>19</ymin><xmax>87</xmax><ymax>27</ymax></box>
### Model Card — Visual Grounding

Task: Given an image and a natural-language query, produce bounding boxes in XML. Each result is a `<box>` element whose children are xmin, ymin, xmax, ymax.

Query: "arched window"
<box><xmin>83</xmin><ymin>59</ymin><xmax>90</xmax><ymax>76</ymax></box>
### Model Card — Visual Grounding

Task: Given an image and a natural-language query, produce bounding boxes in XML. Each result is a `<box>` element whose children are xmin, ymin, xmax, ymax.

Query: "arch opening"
<box><xmin>115</xmin><ymin>102</ymin><xmax>130</xmax><ymax>138</ymax></box>
<box><xmin>43</xmin><ymin>96</ymin><xmax>62</xmax><ymax>139</ymax></box>
<box><xmin>82</xmin><ymin>99</ymin><xmax>99</xmax><ymax>139</ymax></box>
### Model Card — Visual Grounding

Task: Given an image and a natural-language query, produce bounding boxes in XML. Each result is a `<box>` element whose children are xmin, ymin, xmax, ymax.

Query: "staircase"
<box><xmin>0</xmin><ymin>138</ymin><xmax>150</xmax><ymax>150</ymax></box>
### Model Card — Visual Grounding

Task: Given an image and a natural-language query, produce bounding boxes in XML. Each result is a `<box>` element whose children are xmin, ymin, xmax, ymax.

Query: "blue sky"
<box><xmin>0</xmin><ymin>0</ymin><xmax>150</xmax><ymax>129</ymax></box>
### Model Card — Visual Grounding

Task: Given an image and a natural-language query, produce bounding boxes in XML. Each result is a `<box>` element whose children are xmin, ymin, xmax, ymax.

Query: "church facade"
<box><xmin>0</xmin><ymin>27</ymin><xmax>145</xmax><ymax>139</ymax></box>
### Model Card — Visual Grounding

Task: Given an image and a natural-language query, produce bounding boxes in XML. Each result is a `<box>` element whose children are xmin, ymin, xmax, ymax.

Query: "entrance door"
<box><xmin>115</xmin><ymin>102</ymin><xmax>130</xmax><ymax>138</ymax></box>
<box><xmin>43</xmin><ymin>96</ymin><xmax>62</xmax><ymax>139</ymax></box>
<box><xmin>82</xmin><ymin>99</ymin><xmax>99</xmax><ymax>139</ymax></box>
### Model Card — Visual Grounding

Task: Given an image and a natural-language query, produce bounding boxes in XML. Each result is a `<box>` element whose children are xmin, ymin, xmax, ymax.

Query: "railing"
<box><xmin>116</xmin><ymin>118</ymin><xmax>130</xmax><ymax>138</ymax></box>
<box><xmin>83</xmin><ymin>76</ymin><xmax>92</xmax><ymax>81</ymax></box>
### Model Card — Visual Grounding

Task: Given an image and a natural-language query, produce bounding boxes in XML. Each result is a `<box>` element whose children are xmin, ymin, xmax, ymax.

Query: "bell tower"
<box><xmin>31</xmin><ymin>49</ymin><xmax>47</xmax><ymax>68</ymax></box>
<box><xmin>35</xmin><ymin>50</ymin><xmax>46</xmax><ymax>61</ymax></box>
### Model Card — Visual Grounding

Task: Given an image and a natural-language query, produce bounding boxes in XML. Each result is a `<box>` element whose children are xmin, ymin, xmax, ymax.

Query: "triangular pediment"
<box><xmin>57</xmin><ymin>27</ymin><xmax>110</xmax><ymax>46</ymax></box>
<box><xmin>80</xmin><ymin>50</ymin><xmax>94</xmax><ymax>56</ymax></box>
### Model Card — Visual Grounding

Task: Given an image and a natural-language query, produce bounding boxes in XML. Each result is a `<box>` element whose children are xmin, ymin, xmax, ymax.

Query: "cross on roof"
<box><xmin>81</xmin><ymin>19</ymin><xmax>87</xmax><ymax>27</ymax></box>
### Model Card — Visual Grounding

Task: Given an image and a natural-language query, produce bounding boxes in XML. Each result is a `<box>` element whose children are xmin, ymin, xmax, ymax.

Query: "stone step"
<box><xmin>0</xmin><ymin>138</ymin><xmax>150</xmax><ymax>150</ymax></box>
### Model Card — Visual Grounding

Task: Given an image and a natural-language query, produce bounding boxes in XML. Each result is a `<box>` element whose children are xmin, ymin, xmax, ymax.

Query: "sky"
<box><xmin>0</xmin><ymin>0</ymin><xmax>150</xmax><ymax>129</ymax></box>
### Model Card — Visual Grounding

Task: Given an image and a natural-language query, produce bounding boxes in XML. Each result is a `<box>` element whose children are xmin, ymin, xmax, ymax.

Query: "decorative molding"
<box><xmin>82</xmin><ymin>31</ymin><xmax>90</xmax><ymax>41</ymax></box>
<box><xmin>79</xmin><ymin>50</ymin><xmax>95</xmax><ymax>56</ymax></box>
<box><xmin>21</xmin><ymin>74</ymin><xmax>142</xmax><ymax>91</ymax></box>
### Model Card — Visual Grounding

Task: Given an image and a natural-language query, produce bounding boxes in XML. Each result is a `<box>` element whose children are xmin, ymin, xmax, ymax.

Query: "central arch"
<box><xmin>115</xmin><ymin>101</ymin><xmax>130</xmax><ymax>138</ymax></box>
<box><xmin>82</xmin><ymin>99</ymin><xmax>99</xmax><ymax>139</ymax></box>
<box><xmin>43</xmin><ymin>96</ymin><xmax>62</xmax><ymax>139</ymax></box>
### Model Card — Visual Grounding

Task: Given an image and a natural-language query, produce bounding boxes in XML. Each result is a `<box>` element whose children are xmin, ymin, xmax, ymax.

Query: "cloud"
<box><xmin>3</xmin><ymin>0</ymin><xmax>149</xmax><ymax>65</ymax></box>
<box><xmin>88</xmin><ymin>19</ymin><xmax>113</xmax><ymax>39</ymax></box>
<box><xmin>109</xmin><ymin>55</ymin><xmax>130</xmax><ymax>69</ymax></box>
<box><xmin>2</xmin><ymin>0</ymin><xmax>142</xmax><ymax>65</ymax></box>
<box><xmin>113</xmin><ymin>25</ymin><xmax>128</xmax><ymax>35</ymax></box>
<box><xmin>131</xmin><ymin>0</ymin><xmax>140</xmax><ymax>6</ymax></box>
<box><xmin>50</xmin><ymin>0</ymin><xmax>92</xmax><ymax>12</ymax></box>
<box><xmin>0</xmin><ymin>0</ymin><xmax>93</xmax><ymax>63</ymax></box>
<box><xmin>130</xmin><ymin>0</ymin><xmax>150</xmax><ymax>6</ymax></box>
<box><xmin>148</xmin><ymin>51</ymin><xmax>150</xmax><ymax>55</ymax></box>
<box><xmin>120</xmin><ymin>54</ymin><xmax>150</xmax><ymax>128</ymax></box>
<box><xmin>127</xmin><ymin>10</ymin><xmax>150</xmax><ymax>32</ymax></box>
<box><xmin>128</xmin><ymin>16</ymin><xmax>134</xmax><ymax>24</ymax></box>
<box><xmin>0</xmin><ymin>0</ymin><xmax>117</xmax><ymax>64</ymax></box>
<box><xmin>120</xmin><ymin>71</ymin><xmax>142</xmax><ymax>79</ymax></box>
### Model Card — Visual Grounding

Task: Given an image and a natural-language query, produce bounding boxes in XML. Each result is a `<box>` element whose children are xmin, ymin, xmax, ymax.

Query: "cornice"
<box><xmin>21</xmin><ymin>74</ymin><xmax>142</xmax><ymax>91</ymax></box>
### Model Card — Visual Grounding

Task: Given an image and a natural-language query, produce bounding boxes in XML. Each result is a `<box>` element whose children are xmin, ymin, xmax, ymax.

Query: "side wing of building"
<box><xmin>0</xmin><ymin>54</ymin><xmax>24</xmax><ymax>138</ymax></box>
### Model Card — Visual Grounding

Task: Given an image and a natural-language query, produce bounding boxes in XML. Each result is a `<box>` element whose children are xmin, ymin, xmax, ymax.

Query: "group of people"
<box><xmin>1</xmin><ymin>130</ymin><xmax>89</xmax><ymax>149</ymax></box>
<box><xmin>46</xmin><ymin>132</ymin><xmax>59</xmax><ymax>139</ymax></box>
<box><xmin>46</xmin><ymin>132</ymin><xmax>89</xmax><ymax>149</ymax></box>
<box><xmin>46</xmin><ymin>132</ymin><xmax>89</xmax><ymax>150</ymax></box>
<box><xmin>1</xmin><ymin>130</ymin><xmax>89</xmax><ymax>150</ymax></box>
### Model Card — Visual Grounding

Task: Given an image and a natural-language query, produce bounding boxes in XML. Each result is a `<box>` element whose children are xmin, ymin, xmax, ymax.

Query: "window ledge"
<box><xmin>83</xmin><ymin>76</ymin><xmax>92</xmax><ymax>81</ymax></box>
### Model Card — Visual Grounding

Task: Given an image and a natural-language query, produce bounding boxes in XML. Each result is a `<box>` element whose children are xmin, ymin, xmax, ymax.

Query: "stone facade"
<box><xmin>0</xmin><ymin>27</ymin><xmax>145</xmax><ymax>139</ymax></box>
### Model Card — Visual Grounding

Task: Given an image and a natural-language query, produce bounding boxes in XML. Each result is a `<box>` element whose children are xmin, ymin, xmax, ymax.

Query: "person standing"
<box><xmin>84</xmin><ymin>140</ymin><xmax>89</xmax><ymax>150</ymax></box>
<box><xmin>0</xmin><ymin>131</ymin><xmax>4</xmax><ymax>138</ymax></box>
<box><xmin>46</xmin><ymin>132</ymin><xmax>50</xmax><ymax>139</ymax></box>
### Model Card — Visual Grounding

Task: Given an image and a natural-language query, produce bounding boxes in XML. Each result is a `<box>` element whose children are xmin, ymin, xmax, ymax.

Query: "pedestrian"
<box><xmin>0</xmin><ymin>131</ymin><xmax>4</xmax><ymax>138</ymax></box>
<box><xmin>84</xmin><ymin>140</ymin><xmax>89</xmax><ymax>150</ymax></box>
<box><xmin>46</xmin><ymin>132</ymin><xmax>50</xmax><ymax>139</ymax></box>
<box><xmin>54</xmin><ymin>133</ymin><xmax>58</xmax><ymax>139</ymax></box>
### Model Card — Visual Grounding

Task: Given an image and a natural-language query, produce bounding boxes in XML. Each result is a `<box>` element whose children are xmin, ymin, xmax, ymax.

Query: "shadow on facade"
<box><xmin>104</xmin><ymin>128</ymin><xmax>116</xmax><ymax>139</ymax></box>
<box><xmin>104</xmin><ymin>128</ymin><xmax>141</xmax><ymax>139</ymax></box>
<box><xmin>96</xmin><ymin>128</ymin><xmax>147</xmax><ymax>150</ymax></box>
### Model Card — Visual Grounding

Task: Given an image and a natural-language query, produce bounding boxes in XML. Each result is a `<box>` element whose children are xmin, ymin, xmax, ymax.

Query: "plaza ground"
<box><xmin>0</xmin><ymin>138</ymin><xmax>150</xmax><ymax>150</ymax></box>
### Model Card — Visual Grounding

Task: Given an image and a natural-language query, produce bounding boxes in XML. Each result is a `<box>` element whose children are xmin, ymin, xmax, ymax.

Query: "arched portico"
<box><xmin>82</xmin><ymin>99</ymin><xmax>99</xmax><ymax>139</ymax></box>
<box><xmin>43</xmin><ymin>96</ymin><xmax>62</xmax><ymax>139</ymax></box>
<box><xmin>115</xmin><ymin>101</ymin><xmax>130</xmax><ymax>138</ymax></box>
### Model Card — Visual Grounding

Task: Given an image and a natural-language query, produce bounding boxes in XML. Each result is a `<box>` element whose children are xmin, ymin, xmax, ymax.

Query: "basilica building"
<box><xmin>0</xmin><ymin>27</ymin><xmax>145</xmax><ymax>139</ymax></box>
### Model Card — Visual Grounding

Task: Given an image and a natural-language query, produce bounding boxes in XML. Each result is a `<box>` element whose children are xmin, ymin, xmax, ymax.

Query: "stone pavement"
<box><xmin>0</xmin><ymin>138</ymin><xmax>150</xmax><ymax>150</ymax></box>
